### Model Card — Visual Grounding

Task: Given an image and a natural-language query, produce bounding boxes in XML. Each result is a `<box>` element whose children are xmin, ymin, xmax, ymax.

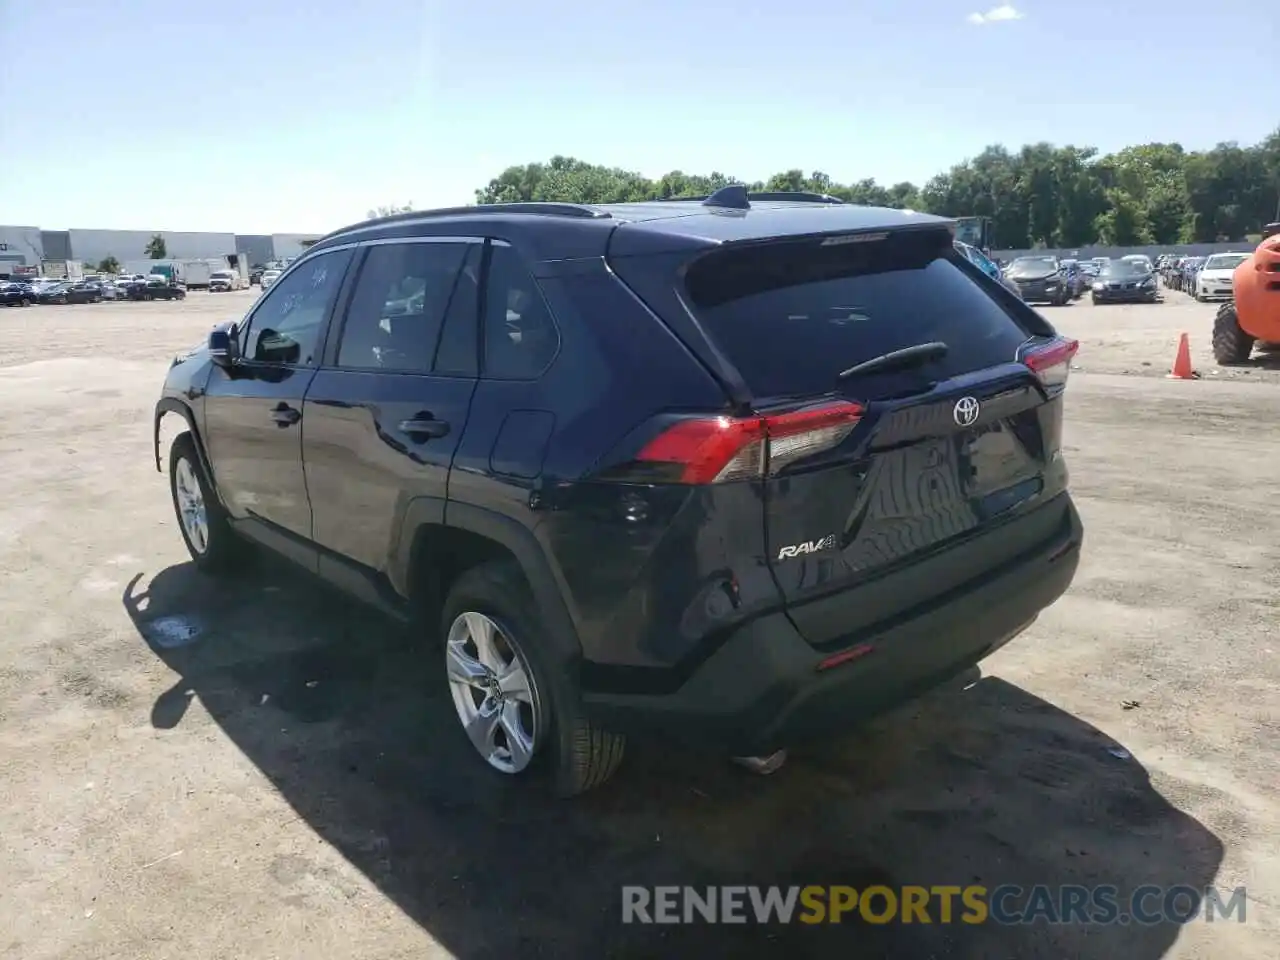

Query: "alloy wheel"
<box><xmin>445</xmin><ymin>611</ymin><xmax>540</xmax><ymax>774</ymax></box>
<box><xmin>173</xmin><ymin>457</ymin><xmax>209</xmax><ymax>555</ymax></box>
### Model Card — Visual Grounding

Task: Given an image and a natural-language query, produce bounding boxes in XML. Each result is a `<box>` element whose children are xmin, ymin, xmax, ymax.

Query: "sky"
<box><xmin>0</xmin><ymin>0</ymin><xmax>1273</xmax><ymax>235</ymax></box>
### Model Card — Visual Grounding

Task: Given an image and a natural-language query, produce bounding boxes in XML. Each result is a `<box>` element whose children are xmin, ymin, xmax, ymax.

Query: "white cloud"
<box><xmin>967</xmin><ymin>4</ymin><xmax>1025</xmax><ymax>24</ymax></box>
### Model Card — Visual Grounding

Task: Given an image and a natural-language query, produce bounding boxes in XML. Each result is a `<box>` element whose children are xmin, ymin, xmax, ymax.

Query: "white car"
<box><xmin>1195</xmin><ymin>252</ymin><xmax>1251</xmax><ymax>302</ymax></box>
<box><xmin>208</xmin><ymin>270</ymin><xmax>244</xmax><ymax>292</ymax></box>
<box><xmin>259</xmin><ymin>269</ymin><xmax>282</xmax><ymax>290</ymax></box>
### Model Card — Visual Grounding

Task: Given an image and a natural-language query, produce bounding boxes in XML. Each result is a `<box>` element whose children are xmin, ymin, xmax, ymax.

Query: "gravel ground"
<box><xmin>0</xmin><ymin>287</ymin><xmax>1276</xmax><ymax>959</ymax></box>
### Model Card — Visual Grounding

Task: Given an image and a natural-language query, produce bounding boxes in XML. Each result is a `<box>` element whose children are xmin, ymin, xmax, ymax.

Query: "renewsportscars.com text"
<box><xmin>621</xmin><ymin>884</ymin><xmax>1247</xmax><ymax>926</ymax></box>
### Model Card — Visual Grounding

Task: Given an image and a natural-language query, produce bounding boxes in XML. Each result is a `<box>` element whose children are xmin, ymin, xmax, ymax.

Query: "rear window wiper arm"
<box><xmin>836</xmin><ymin>341</ymin><xmax>949</xmax><ymax>381</ymax></box>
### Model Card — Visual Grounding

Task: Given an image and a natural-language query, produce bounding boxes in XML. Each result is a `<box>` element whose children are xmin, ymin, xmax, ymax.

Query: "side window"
<box><xmin>482</xmin><ymin>243</ymin><xmax>559</xmax><ymax>380</ymax></box>
<box><xmin>432</xmin><ymin>243</ymin><xmax>481</xmax><ymax>376</ymax></box>
<box><xmin>242</xmin><ymin>249</ymin><xmax>351</xmax><ymax>366</ymax></box>
<box><xmin>336</xmin><ymin>241</ymin><xmax>468</xmax><ymax>372</ymax></box>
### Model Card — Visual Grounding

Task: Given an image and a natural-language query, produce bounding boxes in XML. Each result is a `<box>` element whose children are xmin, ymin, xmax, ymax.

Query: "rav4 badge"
<box><xmin>777</xmin><ymin>535</ymin><xmax>837</xmax><ymax>560</ymax></box>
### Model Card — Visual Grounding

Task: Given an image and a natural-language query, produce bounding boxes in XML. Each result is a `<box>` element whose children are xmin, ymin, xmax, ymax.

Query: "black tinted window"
<box><xmin>683</xmin><ymin>232</ymin><xmax>1033</xmax><ymax>399</ymax></box>
<box><xmin>482</xmin><ymin>244</ymin><xmax>559</xmax><ymax>380</ymax></box>
<box><xmin>337</xmin><ymin>242</ymin><xmax>468</xmax><ymax>372</ymax></box>
<box><xmin>432</xmin><ymin>244</ymin><xmax>481</xmax><ymax>376</ymax></box>
<box><xmin>243</xmin><ymin>249</ymin><xmax>351</xmax><ymax>365</ymax></box>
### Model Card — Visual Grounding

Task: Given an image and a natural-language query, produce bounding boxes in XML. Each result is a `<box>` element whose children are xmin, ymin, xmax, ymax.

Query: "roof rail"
<box><xmin>664</xmin><ymin>187</ymin><xmax>846</xmax><ymax>210</ymax></box>
<box><xmin>315</xmin><ymin>201</ymin><xmax>611</xmax><ymax>244</ymax></box>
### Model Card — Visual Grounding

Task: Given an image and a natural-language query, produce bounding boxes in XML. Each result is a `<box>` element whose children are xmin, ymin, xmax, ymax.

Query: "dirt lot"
<box><xmin>1</xmin><ymin>288</ymin><xmax>1277</xmax><ymax>959</ymax></box>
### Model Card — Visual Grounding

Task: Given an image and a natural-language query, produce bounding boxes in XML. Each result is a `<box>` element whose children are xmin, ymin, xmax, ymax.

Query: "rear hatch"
<box><xmin>611</xmin><ymin>222</ymin><xmax>1077</xmax><ymax>649</ymax></box>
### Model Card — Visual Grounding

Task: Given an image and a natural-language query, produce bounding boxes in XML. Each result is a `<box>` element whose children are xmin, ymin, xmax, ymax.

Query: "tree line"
<box><xmin>468</xmin><ymin>130</ymin><xmax>1280</xmax><ymax>250</ymax></box>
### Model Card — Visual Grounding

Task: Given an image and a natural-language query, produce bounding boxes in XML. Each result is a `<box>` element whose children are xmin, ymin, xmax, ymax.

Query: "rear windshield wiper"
<box><xmin>836</xmin><ymin>341</ymin><xmax>949</xmax><ymax>381</ymax></box>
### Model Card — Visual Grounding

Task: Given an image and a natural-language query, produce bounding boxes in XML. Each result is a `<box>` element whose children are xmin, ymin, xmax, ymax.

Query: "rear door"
<box><xmin>674</xmin><ymin>228</ymin><xmax>1075</xmax><ymax>646</ymax></box>
<box><xmin>302</xmin><ymin>237</ymin><xmax>481</xmax><ymax>574</ymax></box>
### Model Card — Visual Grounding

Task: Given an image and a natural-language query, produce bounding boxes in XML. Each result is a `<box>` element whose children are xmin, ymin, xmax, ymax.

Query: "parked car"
<box><xmin>1005</xmin><ymin>255</ymin><xmax>1071</xmax><ymax>304</ymax></box>
<box><xmin>100</xmin><ymin>279</ymin><xmax>132</xmax><ymax>300</ymax></box>
<box><xmin>1058</xmin><ymin>259</ymin><xmax>1088</xmax><ymax>299</ymax></box>
<box><xmin>1120</xmin><ymin>254</ymin><xmax>1155</xmax><ymax>278</ymax></box>
<box><xmin>66</xmin><ymin>281</ymin><xmax>105</xmax><ymax>303</ymax></box>
<box><xmin>1194</xmin><ymin>252</ymin><xmax>1252</xmax><ymax>302</ymax></box>
<box><xmin>1090</xmin><ymin>258</ymin><xmax>1158</xmax><ymax>304</ymax></box>
<box><xmin>258</xmin><ymin>268</ymin><xmax>281</xmax><ymax>290</ymax></box>
<box><xmin>208</xmin><ymin>270</ymin><xmax>245</xmax><ymax>292</ymax></box>
<box><xmin>35</xmin><ymin>282</ymin><xmax>72</xmax><ymax>304</ymax></box>
<box><xmin>1181</xmin><ymin>257</ymin><xmax>1206</xmax><ymax>293</ymax></box>
<box><xmin>0</xmin><ymin>282</ymin><xmax>35</xmax><ymax>307</ymax></box>
<box><xmin>954</xmin><ymin>240</ymin><xmax>1023</xmax><ymax>299</ymax></box>
<box><xmin>249</xmin><ymin>267</ymin><xmax>265</xmax><ymax>286</ymax></box>
<box><xmin>128</xmin><ymin>277</ymin><xmax>187</xmax><ymax>301</ymax></box>
<box><xmin>153</xmin><ymin>192</ymin><xmax>1083</xmax><ymax>793</ymax></box>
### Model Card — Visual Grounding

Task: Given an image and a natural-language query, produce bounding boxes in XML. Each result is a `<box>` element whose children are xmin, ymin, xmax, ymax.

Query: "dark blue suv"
<box><xmin>154</xmin><ymin>188</ymin><xmax>1083</xmax><ymax>795</ymax></box>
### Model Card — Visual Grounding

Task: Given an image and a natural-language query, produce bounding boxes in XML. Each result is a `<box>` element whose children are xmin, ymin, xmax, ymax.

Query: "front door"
<box><xmin>202</xmin><ymin>246</ymin><xmax>354</xmax><ymax>549</ymax></box>
<box><xmin>303</xmin><ymin>238</ymin><xmax>482</xmax><ymax>576</ymax></box>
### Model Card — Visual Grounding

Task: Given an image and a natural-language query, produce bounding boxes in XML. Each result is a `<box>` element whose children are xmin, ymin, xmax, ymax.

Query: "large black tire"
<box><xmin>168</xmin><ymin>433</ymin><xmax>242</xmax><ymax>574</ymax></box>
<box><xmin>440</xmin><ymin>560</ymin><xmax>625</xmax><ymax>796</ymax></box>
<box><xmin>1212</xmin><ymin>303</ymin><xmax>1255</xmax><ymax>365</ymax></box>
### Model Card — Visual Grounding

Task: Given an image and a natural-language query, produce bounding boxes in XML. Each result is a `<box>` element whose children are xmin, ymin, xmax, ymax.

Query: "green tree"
<box><xmin>470</xmin><ymin>128</ymin><xmax>1280</xmax><ymax>248</ymax></box>
<box><xmin>145</xmin><ymin>234</ymin><xmax>167</xmax><ymax>259</ymax></box>
<box><xmin>97</xmin><ymin>256</ymin><xmax>120</xmax><ymax>274</ymax></box>
<box><xmin>1094</xmin><ymin>190</ymin><xmax>1151</xmax><ymax>245</ymax></box>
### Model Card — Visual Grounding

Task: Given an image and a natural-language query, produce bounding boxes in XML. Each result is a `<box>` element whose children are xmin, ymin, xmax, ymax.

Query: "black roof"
<box><xmin>307</xmin><ymin>192</ymin><xmax>955</xmax><ymax>263</ymax></box>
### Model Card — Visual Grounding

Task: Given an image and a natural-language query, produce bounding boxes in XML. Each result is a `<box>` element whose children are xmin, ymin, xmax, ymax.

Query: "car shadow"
<box><xmin>123</xmin><ymin>562</ymin><xmax>1224</xmax><ymax>959</ymax></box>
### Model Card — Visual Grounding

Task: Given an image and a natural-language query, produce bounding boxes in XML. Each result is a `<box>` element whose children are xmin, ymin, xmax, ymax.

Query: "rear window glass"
<box><xmin>683</xmin><ymin>231</ymin><xmax>1035</xmax><ymax>399</ymax></box>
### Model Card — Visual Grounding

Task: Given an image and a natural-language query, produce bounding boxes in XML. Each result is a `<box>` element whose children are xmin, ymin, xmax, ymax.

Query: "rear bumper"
<box><xmin>583</xmin><ymin>496</ymin><xmax>1083</xmax><ymax>754</ymax></box>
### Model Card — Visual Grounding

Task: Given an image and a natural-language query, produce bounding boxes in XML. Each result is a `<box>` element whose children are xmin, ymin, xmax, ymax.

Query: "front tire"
<box><xmin>1211</xmin><ymin>303</ymin><xmax>1255</xmax><ymax>365</ymax></box>
<box><xmin>441</xmin><ymin>561</ymin><xmax>625</xmax><ymax>795</ymax></box>
<box><xmin>169</xmin><ymin>433</ymin><xmax>241</xmax><ymax>574</ymax></box>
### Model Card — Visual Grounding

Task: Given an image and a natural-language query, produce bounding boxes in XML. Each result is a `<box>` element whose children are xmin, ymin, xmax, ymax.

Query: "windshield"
<box><xmin>1100</xmin><ymin>260</ymin><xmax>1149</xmax><ymax>277</ymax></box>
<box><xmin>211</xmin><ymin>271</ymin><xmax>233</xmax><ymax>279</ymax></box>
<box><xmin>1203</xmin><ymin>254</ymin><xmax>1249</xmax><ymax>271</ymax></box>
<box><xmin>1007</xmin><ymin>256</ymin><xmax>1059</xmax><ymax>276</ymax></box>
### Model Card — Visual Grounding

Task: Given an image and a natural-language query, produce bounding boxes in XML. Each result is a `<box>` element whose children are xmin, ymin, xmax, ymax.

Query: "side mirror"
<box><xmin>208</xmin><ymin>322</ymin><xmax>240</xmax><ymax>367</ymax></box>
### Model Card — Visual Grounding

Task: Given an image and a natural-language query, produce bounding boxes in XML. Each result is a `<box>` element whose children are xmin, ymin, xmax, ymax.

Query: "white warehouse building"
<box><xmin>0</xmin><ymin>225</ymin><xmax>322</xmax><ymax>274</ymax></box>
<box><xmin>67</xmin><ymin>229</ymin><xmax>240</xmax><ymax>266</ymax></box>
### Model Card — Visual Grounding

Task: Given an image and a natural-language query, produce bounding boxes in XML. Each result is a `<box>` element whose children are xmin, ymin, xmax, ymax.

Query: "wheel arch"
<box><xmin>395</xmin><ymin>499</ymin><xmax>583</xmax><ymax>661</ymax></box>
<box><xmin>154</xmin><ymin>398</ymin><xmax>218</xmax><ymax>498</ymax></box>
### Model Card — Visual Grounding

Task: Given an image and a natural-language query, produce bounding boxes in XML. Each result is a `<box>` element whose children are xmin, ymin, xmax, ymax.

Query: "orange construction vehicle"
<box><xmin>1212</xmin><ymin>222</ymin><xmax>1280</xmax><ymax>364</ymax></box>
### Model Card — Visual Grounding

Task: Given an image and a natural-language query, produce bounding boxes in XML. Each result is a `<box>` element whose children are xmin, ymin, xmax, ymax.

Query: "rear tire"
<box><xmin>440</xmin><ymin>561</ymin><xmax>625</xmax><ymax>795</ymax></box>
<box><xmin>1212</xmin><ymin>303</ymin><xmax>1255</xmax><ymax>365</ymax></box>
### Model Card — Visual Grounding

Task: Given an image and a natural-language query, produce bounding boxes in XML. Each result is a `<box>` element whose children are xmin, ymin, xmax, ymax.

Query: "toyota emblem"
<box><xmin>953</xmin><ymin>396</ymin><xmax>981</xmax><ymax>427</ymax></box>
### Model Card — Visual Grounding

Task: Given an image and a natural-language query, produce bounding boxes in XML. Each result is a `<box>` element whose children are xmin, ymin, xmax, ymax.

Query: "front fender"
<box><xmin>153</xmin><ymin>398</ymin><xmax>217</xmax><ymax>501</ymax></box>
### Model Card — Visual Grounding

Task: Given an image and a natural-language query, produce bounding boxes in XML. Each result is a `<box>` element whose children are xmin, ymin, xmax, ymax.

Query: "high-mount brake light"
<box><xmin>635</xmin><ymin>401</ymin><xmax>865</xmax><ymax>484</ymax></box>
<box><xmin>1022</xmin><ymin>337</ymin><xmax>1078</xmax><ymax>389</ymax></box>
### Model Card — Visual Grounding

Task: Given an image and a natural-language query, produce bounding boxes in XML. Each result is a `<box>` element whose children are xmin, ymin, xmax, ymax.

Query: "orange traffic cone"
<box><xmin>1166</xmin><ymin>333</ymin><xmax>1197</xmax><ymax>380</ymax></box>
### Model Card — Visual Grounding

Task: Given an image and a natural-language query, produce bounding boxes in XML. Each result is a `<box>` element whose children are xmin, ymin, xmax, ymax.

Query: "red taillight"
<box><xmin>1022</xmin><ymin>337</ymin><xmax>1078</xmax><ymax>389</ymax></box>
<box><xmin>635</xmin><ymin>400</ymin><xmax>864</xmax><ymax>484</ymax></box>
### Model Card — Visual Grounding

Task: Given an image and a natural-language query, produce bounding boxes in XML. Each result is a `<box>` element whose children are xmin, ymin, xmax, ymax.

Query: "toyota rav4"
<box><xmin>153</xmin><ymin>188</ymin><xmax>1083</xmax><ymax>795</ymax></box>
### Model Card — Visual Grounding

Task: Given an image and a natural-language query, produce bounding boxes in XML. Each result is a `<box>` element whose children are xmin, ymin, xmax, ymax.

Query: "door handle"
<box><xmin>271</xmin><ymin>404</ymin><xmax>301</xmax><ymax>426</ymax></box>
<box><xmin>398</xmin><ymin>417</ymin><xmax>450</xmax><ymax>439</ymax></box>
